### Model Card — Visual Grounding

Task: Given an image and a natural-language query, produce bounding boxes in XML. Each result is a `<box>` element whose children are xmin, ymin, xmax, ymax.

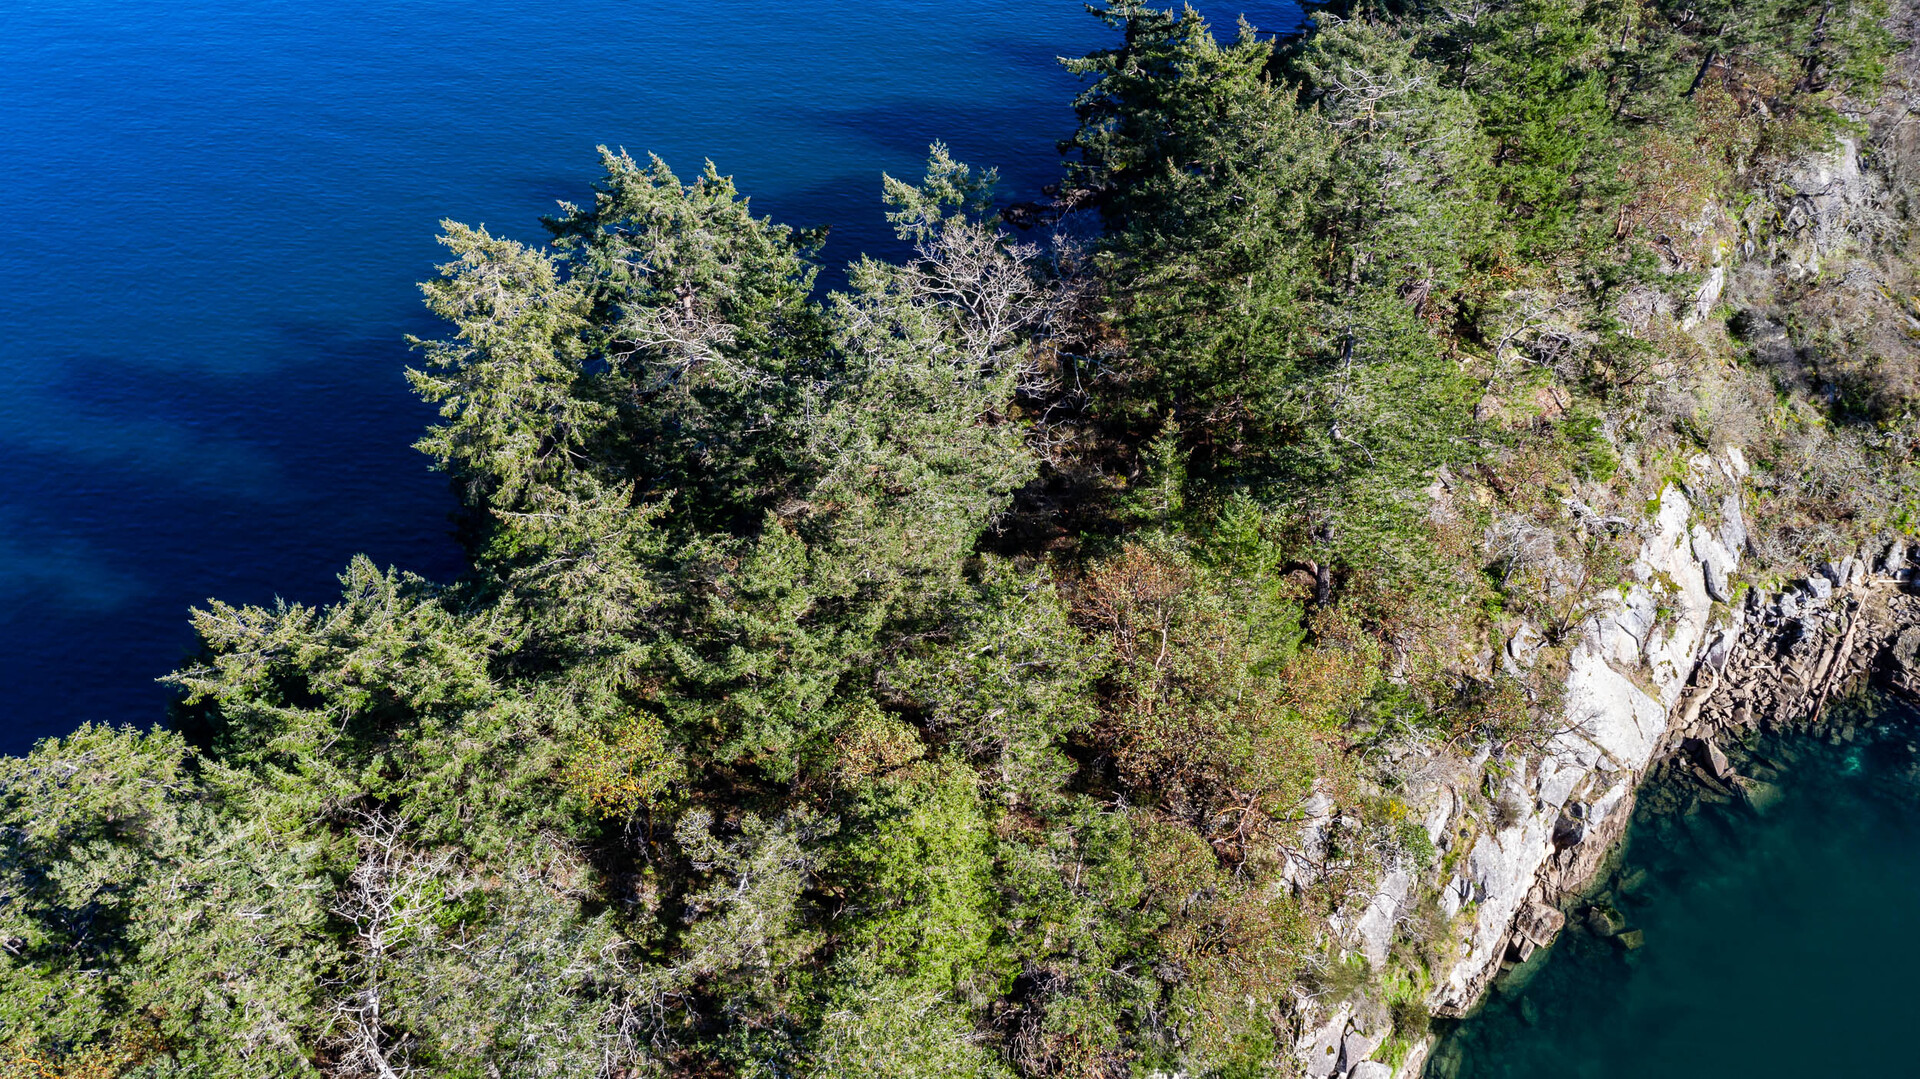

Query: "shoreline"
<box><xmin>1419</xmin><ymin>548</ymin><xmax>1920</xmax><ymax>1077</ymax></box>
<box><xmin>1288</xmin><ymin>449</ymin><xmax>1920</xmax><ymax>1079</ymax></box>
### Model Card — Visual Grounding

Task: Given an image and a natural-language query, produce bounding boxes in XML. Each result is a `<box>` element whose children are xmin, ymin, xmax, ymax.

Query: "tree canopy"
<box><xmin>1</xmin><ymin>0</ymin><xmax>1907</xmax><ymax>1074</ymax></box>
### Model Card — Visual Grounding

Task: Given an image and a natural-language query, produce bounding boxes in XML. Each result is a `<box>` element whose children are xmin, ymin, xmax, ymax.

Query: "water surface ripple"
<box><xmin>0</xmin><ymin>0</ymin><xmax>1300</xmax><ymax>750</ymax></box>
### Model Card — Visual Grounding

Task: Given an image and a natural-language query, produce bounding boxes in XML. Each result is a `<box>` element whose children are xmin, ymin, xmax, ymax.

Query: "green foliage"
<box><xmin>832</xmin><ymin>761</ymin><xmax>1003</xmax><ymax>996</ymax></box>
<box><xmin>6</xmin><ymin>0</ymin><xmax>1905</xmax><ymax>1071</ymax></box>
<box><xmin>1068</xmin><ymin>7</ymin><xmax>1484</xmax><ymax>603</ymax></box>
<box><xmin>0</xmin><ymin>725</ymin><xmax>328</xmax><ymax>1076</ymax></box>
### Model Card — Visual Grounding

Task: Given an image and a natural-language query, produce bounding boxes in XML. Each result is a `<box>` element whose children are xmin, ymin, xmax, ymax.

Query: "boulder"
<box><xmin>1892</xmin><ymin>626</ymin><xmax>1920</xmax><ymax>672</ymax></box>
<box><xmin>1517</xmin><ymin>900</ymin><xmax>1567</xmax><ymax>946</ymax></box>
<box><xmin>1881</xmin><ymin>541</ymin><xmax>1908</xmax><ymax>576</ymax></box>
<box><xmin>1493</xmin><ymin>940</ymin><xmax>1555</xmax><ymax>997</ymax></box>
<box><xmin>1806</xmin><ymin>576</ymin><xmax>1833</xmax><ymax>603</ymax></box>
<box><xmin>1341</xmin><ymin>1027</ymin><xmax>1384</xmax><ymax>1073</ymax></box>
<box><xmin>1702</xmin><ymin>627</ymin><xmax>1736</xmax><ymax>672</ymax></box>
<box><xmin>1688</xmin><ymin>737</ymin><xmax>1734</xmax><ymax>780</ymax></box>
<box><xmin>1348</xmin><ymin>1063</ymin><xmax>1393</xmax><ymax>1079</ymax></box>
<box><xmin>1585</xmin><ymin>905</ymin><xmax>1626</xmax><ymax>937</ymax></box>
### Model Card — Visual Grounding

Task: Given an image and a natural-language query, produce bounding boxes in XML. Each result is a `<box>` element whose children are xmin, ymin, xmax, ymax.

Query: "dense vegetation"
<box><xmin>3</xmin><ymin>0</ymin><xmax>1911</xmax><ymax>1074</ymax></box>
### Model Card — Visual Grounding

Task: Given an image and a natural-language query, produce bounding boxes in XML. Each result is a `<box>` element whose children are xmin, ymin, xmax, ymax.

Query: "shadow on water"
<box><xmin>0</xmin><ymin>326</ymin><xmax>463</xmax><ymax>750</ymax></box>
<box><xmin>1430</xmin><ymin>688</ymin><xmax>1920</xmax><ymax>1079</ymax></box>
<box><xmin>2</xmin><ymin>0</ymin><xmax>1315</xmax><ymax>753</ymax></box>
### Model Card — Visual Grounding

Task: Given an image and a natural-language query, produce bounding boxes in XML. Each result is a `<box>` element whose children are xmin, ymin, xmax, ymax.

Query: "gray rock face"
<box><xmin>1434</xmin><ymin>475</ymin><xmax>1736</xmax><ymax>1011</ymax></box>
<box><xmin>1780</xmin><ymin>136</ymin><xmax>1872</xmax><ymax>275</ymax></box>
<box><xmin>1341</xmin><ymin>1027</ymin><xmax>1383</xmax><ymax>1074</ymax></box>
<box><xmin>1303</xmin><ymin>1004</ymin><xmax>1350</xmax><ymax>1078</ymax></box>
<box><xmin>1719</xmin><ymin>494</ymin><xmax>1750</xmax><ymax>555</ymax></box>
<box><xmin>1683</xmin><ymin>263</ymin><xmax>1728</xmax><ymax>328</ymax></box>
<box><xmin>1552</xmin><ymin>807</ymin><xmax>1587</xmax><ymax>848</ymax></box>
<box><xmin>1290</xmin><ymin>453</ymin><xmax>1763</xmax><ymax>1076</ymax></box>
<box><xmin>1354</xmin><ymin>866</ymin><xmax>1413</xmax><ymax>968</ymax></box>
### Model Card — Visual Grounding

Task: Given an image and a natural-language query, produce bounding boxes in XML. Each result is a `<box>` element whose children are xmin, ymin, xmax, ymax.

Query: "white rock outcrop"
<box><xmin>1294</xmin><ymin>460</ymin><xmax>1747</xmax><ymax>1076</ymax></box>
<box><xmin>1432</xmin><ymin>477</ymin><xmax>1735</xmax><ymax>1009</ymax></box>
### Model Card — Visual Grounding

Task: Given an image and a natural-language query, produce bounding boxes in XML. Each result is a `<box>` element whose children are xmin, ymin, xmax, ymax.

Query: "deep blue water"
<box><xmin>1435</xmin><ymin>691</ymin><xmax>1920</xmax><ymax>1078</ymax></box>
<box><xmin>0</xmin><ymin>0</ymin><xmax>1302</xmax><ymax>754</ymax></box>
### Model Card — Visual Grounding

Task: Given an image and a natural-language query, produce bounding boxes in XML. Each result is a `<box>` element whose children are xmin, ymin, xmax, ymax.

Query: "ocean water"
<box><xmin>0</xmin><ymin>0</ymin><xmax>1302</xmax><ymax>754</ymax></box>
<box><xmin>1434</xmin><ymin>689</ymin><xmax>1920</xmax><ymax>1079</ymax></box>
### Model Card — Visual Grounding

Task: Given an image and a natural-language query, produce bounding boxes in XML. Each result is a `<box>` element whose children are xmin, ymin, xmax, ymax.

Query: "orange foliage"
<box><xmin>1077</xmin><ymin>543</ymin><xmax>1376</xmax><ymax>842</ymax></box>
<box><xmin>1616</xmin><ymin>80</ymin><xmax>1758</xmax><ymax>245</ymax></box>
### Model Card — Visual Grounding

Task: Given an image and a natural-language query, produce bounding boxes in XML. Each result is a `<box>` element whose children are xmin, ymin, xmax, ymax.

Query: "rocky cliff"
<box><xmin>1288</xmin><ymin>6</ymin><xmax>1920</xmax><ymax>1064</ymax></box>
<box><xmin>1290</xmin><ymin>459</ymin><xmax>1748</xmax><ymax>1079</ymax></box>
<box><xmin>1293</xmin><ymin>470</ymin><xmax>1920</xmax><ymax>1079</ymax></box>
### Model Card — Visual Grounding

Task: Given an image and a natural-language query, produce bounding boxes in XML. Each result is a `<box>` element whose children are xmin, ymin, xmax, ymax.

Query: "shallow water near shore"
<box><xmin>1434</xmin><ymin>688</ymin><xmax>1920</xmax><ymax>1078</ymax></box>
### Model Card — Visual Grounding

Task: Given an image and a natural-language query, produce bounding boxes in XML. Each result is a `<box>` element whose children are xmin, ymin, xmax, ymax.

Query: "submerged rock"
<box><xmin>1586</xmin><ymin>905</ymin><xmax>1627</xmax><ymax>937</ymax></box>
<box><xmin>1616</xmin><ymin>928</ymin><xmax>1646</xmax><ymax>950</ymax></box>
<box><xmin>1426</xmin><ymin>1039</ymin><xmax>1464</xmax><ymax>1079</ymax></box>
<box><xmin>1495</xmin><ymin>941</ymin><xmax>1556</xmax><ymax>997</ymax></box>
<box><xmin>1736</xmin><ymin>775</ymin><xmax>1785</xmax><ymax>813</ymax></box>
<box><xmin>1689</xmin><ymin>737</ymin><xmax>1734</xmax><ymax>780</ymax></box>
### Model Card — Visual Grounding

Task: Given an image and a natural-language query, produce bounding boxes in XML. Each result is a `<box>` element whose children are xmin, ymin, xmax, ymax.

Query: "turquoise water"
<box><xmin>1434</xmin><ymin>690</ymin><xmax>1920</xmax><ymax>1078</ymax></box>
<box><xmin>0</xmin><ymin>0</ymin><xmax>1301</xmax><ymax>751</ymax></box>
